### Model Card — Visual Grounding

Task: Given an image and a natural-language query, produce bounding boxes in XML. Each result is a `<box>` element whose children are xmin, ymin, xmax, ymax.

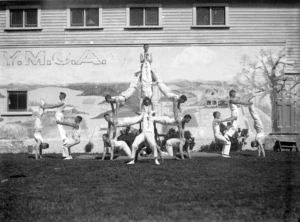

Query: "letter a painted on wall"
<box><xmin>77</xmin><ymin>50</ymin><xmax>102</xmax><ymax>65</ymax></box>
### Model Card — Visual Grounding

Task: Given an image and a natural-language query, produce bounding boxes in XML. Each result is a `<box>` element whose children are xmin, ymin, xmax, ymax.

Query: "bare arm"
<box><xmin>116</xmin><ymin>113</ymin><xmax>144</xmax><ymax>127</ymax></box>
<box><xmin>57</xmin><ymin>120</ymin><xmax>78</xmax><ymax>129</ymax></box>
<box><xmin>215</xmin><ymin>117</ymin><xmax>236</xmax><ymax>123</ymax></box>
<box><xmin>179</xmin><ymin>141</ymin><xmax>185</xmax><ymax>160</ymax></box>
<box><xmin>230</xmin><ymin>99</ymin><xmax>252</xmax><ymax>106</ymax></box>
<box><xmin>43</xmin><ymin>102</ymin><xmax>64</xmax><ymax>109</ymax></box>
<box><xmin>173</xmin><ymin>101</ymin><xmax>179</xmax><ymax>120</ymax></box>
<box><xmin>140</xmin><ymin>53</ymin><xmax>144</xmax><ymax>63</ymax></box>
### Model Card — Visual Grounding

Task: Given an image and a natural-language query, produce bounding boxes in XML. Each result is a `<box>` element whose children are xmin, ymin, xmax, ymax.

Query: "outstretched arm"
<box><xmin>116</xmin><ymin>113</ymin><xmax>144</xmax><ymax>127</ymax></box>
<box><xmin>56</xmin><ymin>120</ymin><xmax>78</xmax><ymax>129</ymax></box>
<box><xmin>43</xmin><ymin>102</ymin><xmax>64</xmax><ymax>109</ymax></box>
<box><xmin>215</xmin><ymin>117</ymin><xmax>236</xmax><ymax>123</ymax></box>
<box><xmin>230</xmin><ymin>99</ymin><xmax>253</xmax><ymax>106</ymax></box>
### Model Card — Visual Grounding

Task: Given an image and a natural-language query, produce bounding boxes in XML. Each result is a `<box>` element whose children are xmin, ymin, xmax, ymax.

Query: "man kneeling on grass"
<box><xmin>56</xmin><ymin>116</ymin><xmax>82</xmax><ymax>160</ymax></box>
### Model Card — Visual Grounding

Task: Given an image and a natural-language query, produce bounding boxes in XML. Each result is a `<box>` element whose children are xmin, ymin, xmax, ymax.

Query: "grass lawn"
<box><xmin>0</xmin><ymin>151</ymin><xmax>299</xmax><ymax>222</ymax></box>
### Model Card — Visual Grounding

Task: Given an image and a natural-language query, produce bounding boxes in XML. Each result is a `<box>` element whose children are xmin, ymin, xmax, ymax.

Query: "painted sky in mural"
<box><xmin>0</xmin><ymin>45</ymin><xmax>283</xmax><ymax>84</ymax></box>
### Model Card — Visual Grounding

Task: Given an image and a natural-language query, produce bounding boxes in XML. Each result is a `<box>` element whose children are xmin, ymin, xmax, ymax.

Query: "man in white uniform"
<box><xmin>115</xmin><ymin>97</ymin><xmax>161</xmax><ymax>165</ymax></box>
<box><xmin>43</xmin><ymin>92</ymin><xmax>68</xmax><ymax>147</ymax></box>
<box><xmin>212</xmin><ymin>111</ymin><xmax>236</xmax><ymax>158</ymax></box>
<box><xmin>224</xmin><ymin>90</ymin><xmax>253</xmax><ymax>156</ymax></box>
<box><xmin>102</xmin><ymin>112</ymin><xmax>132</xmax><ymax>160</ymax></box>
<box><xmin>242</xmin><ymin>100</ymin><xmax>266</xmax><ymax>157</ymax></box>
<box><xmin>34</xmin><ymin>100</ymin><xmax>46</xmax><ymax>159</ymax></box>
<box><xmin>56</xmin><ymin>115</ymin><xmax>83</xmax><ymax>160</ymax></box>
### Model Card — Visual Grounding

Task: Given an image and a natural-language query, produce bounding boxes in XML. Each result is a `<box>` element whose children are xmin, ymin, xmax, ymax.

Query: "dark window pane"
<box><xmin>71</xmin><ymin>8</ymin><xmax>84</xmax><ymax>26</ymax></box>
<box><xmin>130</xmin><ymin>7</ymin><xmax>143</xmax><ymax>26</ymax></box>
<box><xmin>145</xmin><ymin>7</ymin><xmax>158</xmax><ymax>26</ymax></box>
<box><xmin>10</xmin><ymin>9</ymin><xmax>23</xmax><ymax>27</ymax></box>
<box><xmin>86</xmin><ymin>8</ymin><xmax>99</xmax><ymax>26</ymax></box>
<box><xmin>25</xmin><ymin>9</ymin><xmax>37</xmax><ymax>27</ymax></box>
<box><xmin>8</xmin><ymin>92</ymin><xmax>18</xmax><ymax>110</ymax></box>
<box><xmin>212</xmin><ymin>7</ymin><xmax>225</xmax><ymax>25</ymax></box>
<box><xmin>8</xmin><ymin>91</ymin><xmax>27</xmax><ymax>111</ymax></box>
<box><xmin>196</xmin><ymin>7</ymin><xmax>210</xmax><ymax>25</ymax></box>
<box><xmin>18</xmin><ymin>92</ymin><xmax>27</xmax><ymax>110</ymax></box>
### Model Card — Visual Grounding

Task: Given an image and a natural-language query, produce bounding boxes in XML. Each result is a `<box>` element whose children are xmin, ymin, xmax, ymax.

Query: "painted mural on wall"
<box><xmin>1</xmin><ymin>45</ymin><xmax>297</xmax><ymax>152</ymax></box>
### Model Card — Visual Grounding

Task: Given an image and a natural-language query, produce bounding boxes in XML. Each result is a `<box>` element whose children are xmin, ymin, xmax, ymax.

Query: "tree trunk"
<box><xmin>270</xmin><ymin>88</ymin><xmax>279</xmax><ymax>132</ymax></box>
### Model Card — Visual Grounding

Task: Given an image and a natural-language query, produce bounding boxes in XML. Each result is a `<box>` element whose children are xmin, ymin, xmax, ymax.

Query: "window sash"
<box><xmin>10</xmin><ymin>8</ymin><xmax>38</xmax><ymax>28</ymax></box>
<box><xmin>145</xmin><ymin>8</ymin><xmax>158</xmax><ymax>26</ymax></box>
<box><xmin>129</xmin><ymin>7</ymin><xmax>159</xmax><ymax>26</ymax></box>
<box><xmin>70</xmin><ymin>8</ymin><xmax>100</xmax><ymax>27</ymax></box>
<box><xmin>8</xmin><ymin>91</ymin><xmax>27</xmax><ymax>111</ymax></box>
<box><xmin>196</xmin><ymin>7</ymin><xmax>210</xmax><ymax>26</ymax></box>
<box><xmin>130</xmin><ymin>7</ymin><xmax>144</xmax><ymax>26</ymax></box>
<box><xmin>86</xmin><ymin>8</ymin><xmax>99</xmax><ymax>26</ymax></box>
<box><xmin>25</xmin><ymin>9</ymin><xmax>38</xmax><ymax>27</ymax></box>
<box><xmin>71</xmin><ymin>8</ymin><xmax>84</xmax><ymax>26</ymax></box>
<box><xmin>212</xmin><ymin>7</ymin><xmax>225</xmax><ymax>25</ymax></box>
<box><xmin>195</xmin><ymin>5</ymin><xmax>227</xmax><ymax>26</ymax></box>
<box><xmin>10</xmin><ymin>9</ymin><xmax>23</xmax><ymax>27</ymax></box>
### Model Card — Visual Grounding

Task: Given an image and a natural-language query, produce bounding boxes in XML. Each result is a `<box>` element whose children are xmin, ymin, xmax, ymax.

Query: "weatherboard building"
<box><xmin>0</xmin><ymin>0</ymin><xmax>299</xmax><ymax>153</ymax></box>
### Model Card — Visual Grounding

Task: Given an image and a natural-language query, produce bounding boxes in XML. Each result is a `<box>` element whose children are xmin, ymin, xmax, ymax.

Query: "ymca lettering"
<box><xmin>2</xmin><ymin>50</ymin><xmax>106</xmax><ymax>66</ymax></box>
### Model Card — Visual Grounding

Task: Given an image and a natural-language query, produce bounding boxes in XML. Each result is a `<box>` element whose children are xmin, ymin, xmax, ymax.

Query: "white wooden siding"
<box><xmin>0</xmin><ymin>2</ymin><xmax>299</xmax><ymax>72</ymax></box>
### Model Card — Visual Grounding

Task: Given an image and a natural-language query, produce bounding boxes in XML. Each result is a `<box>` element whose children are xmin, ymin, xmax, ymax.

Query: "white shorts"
<box><xmin>166</xmin><ymin>138</ymin><xmax>185</xmax><ymax>148</ymax></box>
<box><xmin>256</xmin><ymin>132</ymin><xmax>265</xmax><ymax>143</ymax></box>
<box><xmin>55</xmin><ymin>112</ymin><xmax>64</xmax><ymax>121</ymax></box>
<box><xmin>34</xmin><ymin>131</ymin><xmax>44</xmax><ymax>143</ymax></box>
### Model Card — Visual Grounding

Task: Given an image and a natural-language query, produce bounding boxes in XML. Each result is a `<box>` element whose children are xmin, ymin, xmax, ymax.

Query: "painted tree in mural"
<box><xmin>235</xmin><ymin>48</ymin><xmax>300</xmax><ymax>132</ymax></box>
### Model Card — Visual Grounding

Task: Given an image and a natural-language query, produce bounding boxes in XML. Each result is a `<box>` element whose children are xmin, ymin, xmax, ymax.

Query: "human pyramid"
<box><xmin>33</xmin><ymin>44</ymin><xmax>265</xmax><ymax>161</ymax></box>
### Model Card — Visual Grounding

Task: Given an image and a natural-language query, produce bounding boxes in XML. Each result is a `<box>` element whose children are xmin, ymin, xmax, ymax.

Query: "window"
<box><xmin>67</xmin><ymin>5</ymin><xmax>102</xmax><ymax>29</ymax></box>
<box><xmin>7</xmin><ymin>91</ymin><xmax>28</xmax><ymax>112</ymax></box>
<box><xmin>193</xmin><ymin>4</ymin><xmax>229</xmax><ymax>27</ymax></box>
<box><xmin>6</xmin><ymin>6</ymin><xmax>41</xmax><ymax>30</ymax></box>
<box><xmin>126</xmin><ymin>4</ymin><xmax>162</xmax><ymax>28</ymax></box>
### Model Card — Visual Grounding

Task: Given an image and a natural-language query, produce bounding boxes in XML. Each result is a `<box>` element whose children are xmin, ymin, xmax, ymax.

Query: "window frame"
<box><xmin>192</xmin><ymin>3</ymin><xmax>229</xmax><ymax>28</ymax></box>
<box><xmin>125</xmin><ymin>4</ymin><xmax>163</xmax><ymax>29</ymax></box>
<box><xmin>66</xmin><ymin>4</ymin><xmax>103</xmax><ymax>30</ymax></box>
<box><xmin>1</xmin><ymin>89</ymin><xmax>32</xmax><ymax>116</ymax></box>
<box><xmin>5</xmin><ymin>5</ymin><xmax>42</xmax><ymax>31</ymax></box>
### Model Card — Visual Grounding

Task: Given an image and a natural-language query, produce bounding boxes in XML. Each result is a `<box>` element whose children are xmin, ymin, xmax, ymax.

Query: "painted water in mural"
<box><xmin>1</xmin><ymin>45</ymin><xmax>289</xmax><ymax>153</ymax></box>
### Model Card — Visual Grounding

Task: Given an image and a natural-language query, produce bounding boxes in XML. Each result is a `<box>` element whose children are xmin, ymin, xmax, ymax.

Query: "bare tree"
<box><xmin>235</xmin><ymin>48</ymin><xmax>299</xmax><ymax>132</ymax></box>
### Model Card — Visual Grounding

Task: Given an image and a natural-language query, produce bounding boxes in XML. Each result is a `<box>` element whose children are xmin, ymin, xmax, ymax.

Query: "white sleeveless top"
<box><xmin>72</xmin><ymin>124</ymin><xmax>81</xmax><ymax>138</ymax></box>
<box><xmin>35</xmin><ymin>116</ymin><xmax>42</xmax><ymax>131</ymax></box>
<box><xmin>212</xmin><ymin>119</ymin><xmax>221</xmax><ymax>135</ymax></box>
<box><xmin>56</xmin><ymin>101</ymin><xmax>66</xmax><ymax>114</ymax></box>
<box><xmin>229</xmin><ymin>101</ymin><xmax>238</xmax><ymax>117</ymax></box>
<box><xmin>142</xmin><ymin>112</ymin><xmax>154</xmax><ymax>133</ymax></box>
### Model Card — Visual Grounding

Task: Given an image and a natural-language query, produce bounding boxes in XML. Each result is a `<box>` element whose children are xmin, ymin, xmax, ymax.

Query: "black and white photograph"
<box><xmin>0</xmin><ymin>0</ymin><xmax>299</xmax><ymax>221</ymax></box>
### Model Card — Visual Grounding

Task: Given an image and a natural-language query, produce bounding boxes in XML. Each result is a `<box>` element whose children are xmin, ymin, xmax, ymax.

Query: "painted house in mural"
<box><xmin>0</xmin><ymin>0</ymin><xmax>299</xmax><ymax>153</ymax></box>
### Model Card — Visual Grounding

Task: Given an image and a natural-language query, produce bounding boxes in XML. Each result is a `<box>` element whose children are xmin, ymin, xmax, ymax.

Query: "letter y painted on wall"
<box><xmin>3</xmin><ymin>51</ymin><xmax>20</xmax><ymax>66</ymax></box>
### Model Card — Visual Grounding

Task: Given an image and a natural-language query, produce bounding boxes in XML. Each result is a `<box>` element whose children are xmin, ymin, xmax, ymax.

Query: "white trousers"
<box><xmin>131</xmin><ymin>132</ymin><xmax>157</xmax><ymax>159</ymax></box>
<box><xmin>34</xmin><ymin>131</ymin><xmax>44</xmax><ymax>143</ymax></box>
<box><xmin>215</xmin><ymin>133</ymin><xmax>231</xmax><ymax>156</ymax></box>
<box><xmin>62</xmin><ymin>136</ymin><xmax>80</xmax><ymax>157</ymax></box>
<box><xmin>55</xmin><ymin>112</ymin><xmax>67</xmax><ymax>141</ymax></box>
<box><xmin>165</xmin><ymin>138</ymin><xmax>184</xmax><ymax>156</ymax></box>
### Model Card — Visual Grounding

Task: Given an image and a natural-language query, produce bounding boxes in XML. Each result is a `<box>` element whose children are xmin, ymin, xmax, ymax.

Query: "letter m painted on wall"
<box><xmin>25</xmin><ymin>51</ymin><xmax>45</xmax><ymax>65</ymax></box>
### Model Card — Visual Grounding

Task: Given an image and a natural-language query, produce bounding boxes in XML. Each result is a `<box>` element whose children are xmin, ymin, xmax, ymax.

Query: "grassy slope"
<box><xmin>0</xmin><ymin>151</ymin><xmax>299</xmax><ymax>222</ymax></box>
